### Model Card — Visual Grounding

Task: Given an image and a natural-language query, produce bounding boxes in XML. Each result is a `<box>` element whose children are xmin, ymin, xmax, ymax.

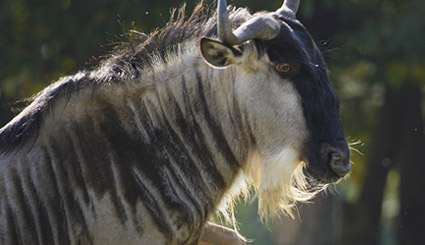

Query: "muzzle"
<box><xmin>320</xmin><ymin>141</ymin><xmax>351</xmax><ymax>178</ymax></box>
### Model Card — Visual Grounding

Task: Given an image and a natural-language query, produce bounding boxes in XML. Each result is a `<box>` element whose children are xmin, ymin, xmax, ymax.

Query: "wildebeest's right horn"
<box><xmin>217</xmin><ymin>0</ymin><xmax>280</xmax><ymax>45</ymax></box>
<box><xmin>276</xmin><ymin>0</ymin><xmax>300</xmax><ymax>19</ymax></box>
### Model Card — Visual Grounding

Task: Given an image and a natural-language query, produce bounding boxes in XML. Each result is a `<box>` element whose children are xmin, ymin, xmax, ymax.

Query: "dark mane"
<box><xmin>93</xmin><ymin>3</ymin><xmax>217</xmax><ymax>83</ymax></box>
<box><xmin>0</xmin><ymin>2</ymin><xmax>252</xmax><ymax>154</ymax></box>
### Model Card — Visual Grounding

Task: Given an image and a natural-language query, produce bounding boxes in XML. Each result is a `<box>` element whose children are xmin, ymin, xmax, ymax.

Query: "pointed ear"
<box><xmin>199</xmin><ymin>37</ymin><xmax>240</xmax><ymax>68</ymax></box>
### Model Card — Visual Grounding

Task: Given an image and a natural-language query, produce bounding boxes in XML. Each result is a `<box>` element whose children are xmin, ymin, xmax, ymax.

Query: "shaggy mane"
<box><xmin>93</xmin><ymin>2</ymin><xmax>217</xmax><ymax>83</ymax></box>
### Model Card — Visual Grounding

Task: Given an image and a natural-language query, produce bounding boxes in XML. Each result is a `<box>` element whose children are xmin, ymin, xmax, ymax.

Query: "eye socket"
<box><xmin>276</xmin><ymin>63</ymin><xmax>292</xmax><ymax>73</ymax></box>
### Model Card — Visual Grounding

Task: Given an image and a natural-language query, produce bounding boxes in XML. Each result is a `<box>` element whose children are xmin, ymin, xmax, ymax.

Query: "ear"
<box><xmin>199</xmin><ymin>37</ymin><xmax>240</xmax><ymax>68</ymax></box>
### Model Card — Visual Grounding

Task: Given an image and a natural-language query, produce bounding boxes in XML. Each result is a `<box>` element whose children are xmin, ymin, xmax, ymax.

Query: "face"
<box><xmin>200</xmin><ymin>0</ymin><xmax>350</xmax><ymax>218</ymax></box>
<box><xmin>260</xmin><ymin>16</ymin><xmax>351</xmax><ymax>184</ymax></box>
<box><xmin>199</xmin><ymin>13</ymin><xmax>351</xmax><ymax>185</ymax></box>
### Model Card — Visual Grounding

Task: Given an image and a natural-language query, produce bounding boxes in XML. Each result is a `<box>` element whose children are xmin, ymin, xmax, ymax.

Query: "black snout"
<box><xmin>329</xmin><ymin>149</ymin><xmax>351</xmax><ymax>177</ymax></box>
<box><xmin>321</xmin><ymin>143</ymin><xmax>351</xmax><ymax>178</ymax></box>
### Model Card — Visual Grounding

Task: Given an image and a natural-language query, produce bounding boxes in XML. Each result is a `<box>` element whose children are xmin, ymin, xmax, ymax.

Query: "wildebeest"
<box><xmin>0</xmin><ymin>0</ymin><xmax>351</xmax><ymax>244</ymax></box>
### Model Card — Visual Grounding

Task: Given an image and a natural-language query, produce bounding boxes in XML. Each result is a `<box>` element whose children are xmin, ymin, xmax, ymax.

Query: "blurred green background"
<box><xmin>1</xmin><ymin>0</ymin><xmax>424</xmax><ymax>244</ymax></box>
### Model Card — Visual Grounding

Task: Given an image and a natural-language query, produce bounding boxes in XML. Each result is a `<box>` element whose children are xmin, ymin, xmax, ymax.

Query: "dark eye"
<box><xmin>276</xmin><ymin>63</ymin><xmax>292</xmax><ymax>73</ymax></box>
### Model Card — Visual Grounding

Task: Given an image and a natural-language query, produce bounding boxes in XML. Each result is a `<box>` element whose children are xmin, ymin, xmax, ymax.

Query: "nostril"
<box><xmin>329</xmin><ymin>152</ymin><xmax>351</xmax><ymax>177</ymax></box>
<box><xmin>319</xmin><ymin>142</ymin><xmax>352</xmax><ymax>178</ymax></box>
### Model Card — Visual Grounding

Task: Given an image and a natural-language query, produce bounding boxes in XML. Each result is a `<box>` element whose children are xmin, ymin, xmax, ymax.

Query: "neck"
<box><xmin>112</xmin><ymin>49</ymin><xmax>252</xmax><ymax>233</ymax></box>
<box><xmin>127</xmin><ymin>54</ymin><xmax>248</xmax><ymax>183</ymax></box>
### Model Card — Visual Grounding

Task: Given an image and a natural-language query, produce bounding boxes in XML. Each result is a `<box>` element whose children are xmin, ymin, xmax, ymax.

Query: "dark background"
<box><xmin>1</xmin><ymin>0</ymin><xmax>424</xmax><ymax>244</ymax></box>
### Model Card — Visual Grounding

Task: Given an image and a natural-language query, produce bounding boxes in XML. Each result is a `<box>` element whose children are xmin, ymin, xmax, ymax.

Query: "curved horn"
<box><xmin>217</xmin><ymin>0</ymin><xmax>280</xmax><ymax>45</ymax></box>
<box><xmin>276</xmin><ymin>0</ymin><xmax>300</xmax><ymax>19</ymax></box>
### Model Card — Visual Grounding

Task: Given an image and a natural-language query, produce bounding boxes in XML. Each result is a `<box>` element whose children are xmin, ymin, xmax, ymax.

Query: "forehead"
<box><xmin>260</xmin><ymin>15</ymin><xmax>325</xmax><ymax>67</ymax></box>
<box><xmin>254</xmin><ymin>14</ymin><xmax>340</xmax><ymax>117</ymax></box>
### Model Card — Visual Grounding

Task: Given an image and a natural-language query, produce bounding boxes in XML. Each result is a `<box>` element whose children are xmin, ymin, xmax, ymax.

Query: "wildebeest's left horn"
<box><xmin>217</xmin><ymin>0</ymin><xmax>280</xmax><ymax>45</ymax></box>
<box><xmin>276</xmin><ymin>0</ymin><xmax>300</xmax><ymax>19</ymax></box>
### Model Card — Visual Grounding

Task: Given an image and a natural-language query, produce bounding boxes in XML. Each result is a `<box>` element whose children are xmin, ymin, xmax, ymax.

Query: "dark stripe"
<box><xmin>160</xmin><ymin>168</ymin><xmax>193</xmax><ymax>227</ymax></box>
<box><xmin>131</xmin><ymin>170</ymin><xmax>172</xmax><ymax>240</ymax></box>
<box><xmin>0</xmin><ymin>200</ymin><xmax>4</xmax><ymax>244</ymax></box>
<box><xmin>98</xmin><ymin>102</ymin><xmax>186</xmax><ymax>216</ymax></box>
<box><xmin>187</xmin><ymin>73</ymin><xmax>228</xmax><ymax>187</ymax></box>
<box><xmin>162</xmin><ymin>83</ymin><xmax>213</xmax><ymax>214</ymax></box>
<box><xmin>162</xmin><ymin>148</ymin><xmax>205</xmax><ymax>221</ymax></box>
<box><xmin>153</xmin><ymin>96</ymin><xmax>216</xmax><ymax>210</ymax></box>
<box><xmin>39</xmin><ymin>146</ymin><xmax>69</xmax><ymax>244</ymax></box>
<box><xmin>11</xmin><ymin>210</ymin><xmax>23</xmax><ymax>245</ymax></box>
<box><xmin>107</xmin><ymin>180</ymin><xmax>129</xmax><ymax>225</ymax></box>
<box><xmin>71</xmin><ymin>117</ymin><xmax>128</xmax><ymax>224</ymax></box>
<box><xmin>178</xmin><ymin>77</ymin><xmax>223</xmax><ymax>205</ymax></box>
<box><xmin>161</xmin><ymin>166</ymin><xmax>205</xmax><ymax>233</ymax></box>
<box><xmin>23</xmin><ymin>163</ymin><xmax>55</xmax><ymax>244</ymax></box>
<box><xmin>4</xmin><ymin>201</ymin><xmax>20</xmax><ymax>245</ymax></box>
<box><xmin>71</xmin><ymin>118</ymin><xmax>113</xmax><ymax>196</ymax></box>
<box><xmin>44</xmin><ymin>146</ymin><xmax>71</xmax><ymax>245</ymax></box>
<box><xmin>65</xmin><ymin>134</ymin><xmax>98</xmax><ymax>228</ymax></box>
<box><xmin>231</xmin><ymin>84</ymin><xmax>253</xmax><ymax>152</ymax></box>
<box><xmin>162</xmin><ymin>136</ymin><xmax>211</xmax><ymax>219</ymax></box>
<box><xmin>63</xmin><ymin>133</ymin><xmax>91</xmax><ymax>207</ymax></box>
<box><xmin>48</xmin><ymin>138</ymin><xmax>92</xmax><ymax>243</ymax></box>
<box><xmin>183</xmin><ymin>75</ymin><xmax>225</xmax><ymax>185</ymax></box>
<box><xmin>9</xmin><ymin>166</ymin><xmax>38</xmax><ymax>244</ymax></box>
<box><xmin>195</xmin><ymin>71</ymin><xmax>240</xmax><ymax>172</ymax></box>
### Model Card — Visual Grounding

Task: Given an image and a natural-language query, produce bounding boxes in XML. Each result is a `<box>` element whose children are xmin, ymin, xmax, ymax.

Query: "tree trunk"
<box><xmin>396</xmin><ymin>81</ymin><xmax>425</xmax><ymax>244</ymax></box>
<box><xmin>341</xmin><ymin>85</ymin><xmax>405</xmax><ymax>245</ymax></box>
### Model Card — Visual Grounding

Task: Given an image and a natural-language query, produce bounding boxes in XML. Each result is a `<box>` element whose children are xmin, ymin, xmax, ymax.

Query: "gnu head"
<box><xmin>200</xmin><ymin>0</ymin><xmax>351</xmax><ymax>198</ymax></box>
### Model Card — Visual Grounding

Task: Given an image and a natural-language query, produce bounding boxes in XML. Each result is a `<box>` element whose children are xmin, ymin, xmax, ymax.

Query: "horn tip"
<box><xmin>277</xmin><ymin>7</ymin><xmax>296</xmax><ymax>19</ymax></box>
<box><xmin>277</xmin><ymin>0</ymin><xmax>300</xmax><ymax>19</ymax></box>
